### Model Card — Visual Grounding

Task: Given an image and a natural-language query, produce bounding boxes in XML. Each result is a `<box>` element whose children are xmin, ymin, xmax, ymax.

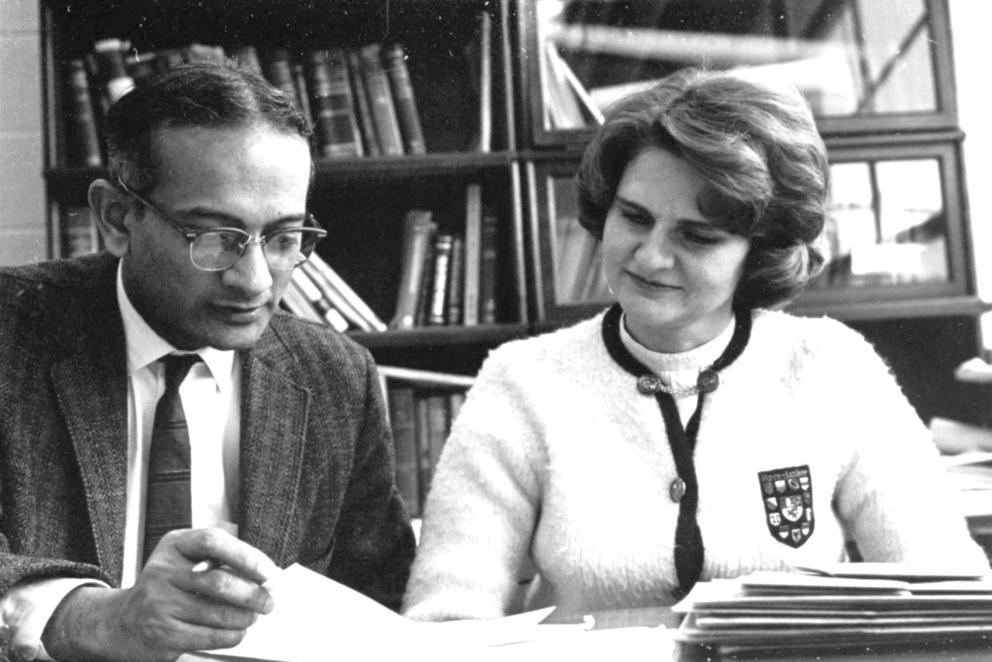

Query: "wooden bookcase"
<box><xmin>38</xmin><ymin>0</ymin><xmax>991</xmax><ymax>427</ymax></box>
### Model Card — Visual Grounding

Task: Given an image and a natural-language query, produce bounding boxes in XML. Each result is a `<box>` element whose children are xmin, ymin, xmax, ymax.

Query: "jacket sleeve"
<box><xmin>323</xmin><ymin>350</ymin><xmax>416</xmax><ymax>611</ymax></box>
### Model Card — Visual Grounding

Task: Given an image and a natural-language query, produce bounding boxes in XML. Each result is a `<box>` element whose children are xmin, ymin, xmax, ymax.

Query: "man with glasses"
<box><xmin>0</xmin><ymin>62</ymin><xmax>414</xmax><ymax>661</ymax></box>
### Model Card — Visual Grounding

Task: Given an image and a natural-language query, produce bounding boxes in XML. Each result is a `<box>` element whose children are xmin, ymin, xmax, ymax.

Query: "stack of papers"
<box><xmin>673</xmin><ymin>563</ymin><xmax>992</xmax><ymax>654</ymax></box>
<box><xmin>186</xmin><ymin>564</ymin><xmax>673</xmax><ymax>662</ymax></box>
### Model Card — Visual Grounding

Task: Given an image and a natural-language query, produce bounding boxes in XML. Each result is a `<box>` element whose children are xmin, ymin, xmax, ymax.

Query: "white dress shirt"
<box><xmin>0</xmin><ymin>264</ymin><xmax>241</xmax><ymax>660</ymax></box>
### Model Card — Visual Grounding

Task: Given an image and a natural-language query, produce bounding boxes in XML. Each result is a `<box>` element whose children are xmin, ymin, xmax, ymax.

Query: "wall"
<box><xmin>0</xmin><ymin>0</ymin><xmax>46</xmax><ymax>265</ymax></box>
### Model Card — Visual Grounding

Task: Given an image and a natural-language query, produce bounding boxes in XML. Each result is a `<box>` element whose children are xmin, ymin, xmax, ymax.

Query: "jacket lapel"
<box><xmin>238</xmin><ymin>332</ymin><xmax>310</xmax><ymax>566</ymax></box>
<box><xmin>51</xmin><ymin>317</ymin><xmax>129</xmax><ymax>583</ymax></box>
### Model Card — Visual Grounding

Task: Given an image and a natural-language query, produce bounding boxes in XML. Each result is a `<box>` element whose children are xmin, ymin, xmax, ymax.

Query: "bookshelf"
<box><xmin>36</xmin><ymin>0</ymin><xmax>991</xmax><ymax>459</ymax></box>
<box><xmin>41</xmin><ymin>0</ymin><xmax>525</xmax><ymax>376</ymax></box>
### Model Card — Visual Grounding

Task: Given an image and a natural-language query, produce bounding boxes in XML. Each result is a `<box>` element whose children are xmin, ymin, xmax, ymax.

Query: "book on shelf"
<box><xmin>356</xmin><ymin>43</ymin><xmax>404</xmax><ymax>157</ymax></box>
<box><xmin>306</xmin><ymin>49</ymin><xmax>363</xmax><ymax>158</ymax></box>
<box><xmin>413</xmin><ymin>233</ymin><xmax>436</xmax><ymax>328</ymax></box>
<box><xmin>541</xmin><ymin>41</ymin><xmax>602</xmax><ymax>130</ymax></box>
<box><xmin>426</xmin><ymin>233</ymin><xmax>455</xmax><ymax>326</ymax></box>
<box><xmin>261</xmin><ymin>48</ymin><xmax>299</xmax><ymax>107</ymax></box>
<box><xmin>382</xmin><ymin>43</ymin><xmax>427</xmax><ymax>155</ymax></box>
<box><xmin>64</xmin><ymin>59</ymin><xmax>103</xmax><ymax>167</ymax></box>
<box><xmin>346</xmin><ymin>48</ymin><xmax>382</xmax><ymax>157</ymax></box>
<box><xmin>229</xmin><ymin>45</ymin><xmax>262</xmax><ymax>74</ymax></box>
<box><xmin>476</xmin><ymin>11</ymin><xmax>493</xmax><ymax>152</ymax></box>
<box><xmin>289</xmin><ymin>268</ymin><xmax>349</xmax><ymax>332</ymax></box>
<box><xmin>306</xmin><ymin>252</ymin><xmax>387</xmax><ymax>332</ymax></box>
<box><xmin>390</xmin><ymin>209</ymin><xmax>438</xmax><ymax>329</ymax></box>
<box><xmin>299</xmin><ymin>260</ymin><xmax>372</xmax><ymax>332</ymax></box>
<box><xmin>91</xmin><ymin>38</ymin><xmax>135</xmax><ymax>110</ymax></box>
<box><xmin>281</xmin><ymin>275</ymin><xmax>324</xmax><ymax>325</ymax></box>
<box><xmin>462</xmin><ymin>183</ymin><xmax>483</xmax><ymax>326</ymax></box>
<box><xmin>478</xmin><ymin>207</ymin><xmax>500</xmax><ymax>324</ymax></box>
<box><xmin>445</xmin><ymin>235</ymin><xmax>465</xmax><ymax>325</ymax></box>
<box><xmin>386</xmin><ymin>384</ymin><xmax>420</xmax><ymax>518</ymax></box>
<box><xmin>290</xmin><ymin>61</ymin><xmax>314</xmax><ymax>128</ymax></box>
<box><xmin>379</xmin><ymin>367</ymin><xmax>475</xmax><ymax>516</ymax></box>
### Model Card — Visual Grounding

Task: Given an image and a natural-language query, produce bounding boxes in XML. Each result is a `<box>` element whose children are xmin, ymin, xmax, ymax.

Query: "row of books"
<box><xmin>65</xmin><ymin>37</ymin><xmax>424</xmax><ymax>166</ymax></box>
<box><xmin>63</xmin><ymin>31</ymin><xmax>473</xmax><ymax>167</ymax></box>
<box><xmin>379</xmin><ymin>366</ymin><xmax>475</xmax><ymax>518</ymax></box>
<box><xmin>390</xmin><ymin>183</ymin><xmax>501</xmax><ymax>329</ymax></box>
<box><xmin>675</xmin><ymin>564</ymin><xmax>992</xmax><ymax>655</ymax></box>
<box><xmin>283</xmin><ymin>252</ymin><xmax>387</xmax><ymax>333</ymax></box>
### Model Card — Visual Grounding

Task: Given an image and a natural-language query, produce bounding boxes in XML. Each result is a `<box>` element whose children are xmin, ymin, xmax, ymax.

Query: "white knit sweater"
<box><xmin>402</xmin><ymin>309</ymin><xmax>988</xmax><ymax>620</ymax></box>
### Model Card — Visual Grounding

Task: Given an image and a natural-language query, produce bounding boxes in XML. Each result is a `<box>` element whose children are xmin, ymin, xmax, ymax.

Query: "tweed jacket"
<box><xmin>0</xmin><ymin>253</ymin><xmax>414</xmax><ymax>621</ymax></box>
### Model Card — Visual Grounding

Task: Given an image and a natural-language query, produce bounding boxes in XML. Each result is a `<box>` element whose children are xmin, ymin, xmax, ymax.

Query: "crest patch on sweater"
<box><xmin>758</xmin><ymin>465</ymin><xmax>814</xmax><ymax>548</ymax></box>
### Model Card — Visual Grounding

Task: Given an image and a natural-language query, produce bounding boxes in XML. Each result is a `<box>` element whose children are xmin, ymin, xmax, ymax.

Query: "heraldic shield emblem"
<box><xmin>757</xmin><ymin>465</ymin><xmax>814</xmax><ymax>548</ymax></box>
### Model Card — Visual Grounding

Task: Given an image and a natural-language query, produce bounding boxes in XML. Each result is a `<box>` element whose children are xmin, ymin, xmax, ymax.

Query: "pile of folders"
<box><xmin>675</xmin><ymin>563</ymin><xmax>992</xmax><ymax>655</ymax></box>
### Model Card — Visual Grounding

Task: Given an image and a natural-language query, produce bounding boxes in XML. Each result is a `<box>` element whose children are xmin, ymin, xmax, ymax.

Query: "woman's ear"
<box><xmin>88</xmin><ymin>179</ymin><xmax>132</xmax><ymax>257</ymax></box>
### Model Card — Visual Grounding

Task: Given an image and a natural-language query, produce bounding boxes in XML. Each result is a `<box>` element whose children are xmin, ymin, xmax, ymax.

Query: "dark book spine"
<box><xmin>346</xmin><ymin>48</ymin><xmax>382</xmax><ymax>157</ymax></box>
<box><xmin>357</xmin><ymin>43</ymin><xmax>404</xmax><ymax>156</ymax></box>
<box><xmin>291</xmin><ymin>61</ymin><xmax>314</xmax><ymax>129</ymax></box>
<box><xmin>382</xmin><ymin>43</ymin><xmax>426</xmax><ymax>155</ymax></box>
<box><xmin>413</xmin><ymin>236</ymin><xmax>436</xmax><ymax>328</ymax></box>
<box><xmin>445</xmin><ymin>235</ymin><xmax>465</xmax><ymax>325</ymax></box>
<box><xmin>306</xmin><ymin>49</ymin><xmax>362</xmax><ymax>158</ymax></box>
<box><xmin>64</xmin><ymin>59</ymin><xmax>103</xmax><ymax>167</ymax></box>
<box><xmin>261</xmin><ymin>49</ymin><xmax>301</xmax><ymax>106</ymax></box>
<box><xmin>388</xmin><ymin>385</ymin><xmax>421</xmax><ymax>518</ymax></box>
<box><xmin>414</xmin><ymin>392</ymin><xmax>433</xmax><ymax>512</ymax></box>
<box><xmin>479</xmin><ymin>208</ymin><xmax>499</xmax><ymax>323</ymax></box>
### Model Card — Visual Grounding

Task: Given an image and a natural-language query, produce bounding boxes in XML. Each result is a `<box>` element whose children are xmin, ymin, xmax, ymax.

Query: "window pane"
<box><xmin>817</xmin><ymin>158</ymin><xmax>948</xmax><ymax>288</ymax></box>
<box><xmin>537</xmin><ymin>0</ymin><xmax>938</xmax><ymax>128</ymax></box>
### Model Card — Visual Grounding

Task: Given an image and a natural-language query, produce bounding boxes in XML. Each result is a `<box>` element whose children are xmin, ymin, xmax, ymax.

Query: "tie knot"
<box><xmin>162</xmin><ymin>354</ymin><xmax>201</xmax><ymax>391</ymax></box>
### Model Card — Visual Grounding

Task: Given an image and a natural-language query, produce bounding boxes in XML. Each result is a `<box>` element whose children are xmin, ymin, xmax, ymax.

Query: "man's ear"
<box><xmin>88</xmin><ymin>179</ymin><xmax>132</xmax><ymax>257</ymax></box>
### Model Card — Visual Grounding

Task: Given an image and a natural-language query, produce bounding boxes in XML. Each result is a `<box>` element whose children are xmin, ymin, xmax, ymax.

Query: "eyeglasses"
<box><xmin>116</xmin><ymin>178</ymin><xmax>327</xmax><ymax>272</ymax></box>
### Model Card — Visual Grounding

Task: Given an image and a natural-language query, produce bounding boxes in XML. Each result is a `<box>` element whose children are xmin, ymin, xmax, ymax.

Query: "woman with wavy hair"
<box><xmin>403</xmin><ymin>68</ymin><xmax>987</xmax><ymax>621</ymax></box>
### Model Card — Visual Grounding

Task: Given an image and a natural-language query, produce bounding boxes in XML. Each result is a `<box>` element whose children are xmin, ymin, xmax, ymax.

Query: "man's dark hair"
<box><xmin>105</xmin><ymin>61</ymin><xmax>313</xmax><ymax>192</ymax></box>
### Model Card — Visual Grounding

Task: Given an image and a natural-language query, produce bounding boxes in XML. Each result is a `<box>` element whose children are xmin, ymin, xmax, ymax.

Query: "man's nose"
<box><xmin>222</xmin><ymin>240</ymin><xmax>273</xmax><ymax>294</ymax></box>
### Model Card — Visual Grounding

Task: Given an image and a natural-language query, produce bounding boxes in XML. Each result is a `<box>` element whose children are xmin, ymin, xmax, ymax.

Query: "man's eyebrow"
<box><xmin>175</xmin><ymin>207</ymin><xmax>307</xmax><ymax>227</ymax></box>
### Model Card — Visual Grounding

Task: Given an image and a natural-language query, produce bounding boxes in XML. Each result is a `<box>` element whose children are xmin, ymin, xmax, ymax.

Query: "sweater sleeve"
<box><xmin>402</xmin><ymin>346</ymin><xmax>545</xmax><ymax>621</ymax></box>
<box><xmin>827</xmin><ymin>324</ymin><xmax>988</xmax><ymax>570</ymax></box>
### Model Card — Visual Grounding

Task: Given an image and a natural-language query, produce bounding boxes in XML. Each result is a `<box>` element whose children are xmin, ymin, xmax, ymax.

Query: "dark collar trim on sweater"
<box><xmin>600</xmin><ymin>302</ymin><xmax>752</xmax><ymax>381</ymax></box>
<box><xmin>599</xmin><ymin>302</ymin><xmax>753</xmax><ymax>598</ymax></box>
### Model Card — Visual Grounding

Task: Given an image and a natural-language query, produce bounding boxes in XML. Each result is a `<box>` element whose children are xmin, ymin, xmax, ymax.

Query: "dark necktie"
<box><xmin>143</xmin><ymin>354</ymin><xmax>200</xmax><ymax>564</ymax></box>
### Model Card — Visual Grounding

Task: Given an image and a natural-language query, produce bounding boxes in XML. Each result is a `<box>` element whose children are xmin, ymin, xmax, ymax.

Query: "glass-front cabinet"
<box><xmin>520</xmin><ymin>0</ymin><xmax>982</xmax><ymax>323</ymax></box>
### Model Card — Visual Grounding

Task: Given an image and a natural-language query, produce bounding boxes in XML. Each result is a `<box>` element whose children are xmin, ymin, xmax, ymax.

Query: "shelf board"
<box><xmin>45</xmin><ymin>151</ymin><xmax>519</xmax><ymax>203</ymax></box>
<box><xmin>787</xmin><ymin>296</ymin><xmax>992</xmax><ymax>321</ymax></box>
<box><xmin>314</xmin><ymin>151</ymin><xmax>517</xmax><ymax>181</ymax></box>
<box><xmin>347</xmin><ymin>322</ymin><xmax>530</xmax><ymax>350</ymax></box>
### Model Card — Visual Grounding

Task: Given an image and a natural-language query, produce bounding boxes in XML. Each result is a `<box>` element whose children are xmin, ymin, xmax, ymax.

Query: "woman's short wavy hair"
<box><xmin>576</xmin><ymin>67</ymin><xmax>829</xmax><ymax>309</ymax></box>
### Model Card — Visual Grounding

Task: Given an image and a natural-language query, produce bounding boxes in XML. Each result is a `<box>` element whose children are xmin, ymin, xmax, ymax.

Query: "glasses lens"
<box><xmin>264</xmin><ymin>229</ymin><xmax>322</xmax><ymax>271</ymax></box>
<box><xmin>191</xmin><ymin>230</ymin><xmax>245</xmax><ymax>271</ymax></box>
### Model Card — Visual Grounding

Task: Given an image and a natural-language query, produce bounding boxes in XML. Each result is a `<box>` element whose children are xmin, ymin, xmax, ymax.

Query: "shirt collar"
<box><xmin>619</xmin><ymin>312</ymin><xmax>735</xmax><ymax>377</ymax></box>
<box><xmin>116</xmin><ymin>263</ymin><xmax>236</xmax><ymax>391</ymax></box>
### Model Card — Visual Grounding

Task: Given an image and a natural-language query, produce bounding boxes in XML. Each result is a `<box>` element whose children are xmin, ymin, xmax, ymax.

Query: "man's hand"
<box><xmin>42</xmin><ymin>527</ymin><xmax>278</xmax><ymax>662</ymax></box>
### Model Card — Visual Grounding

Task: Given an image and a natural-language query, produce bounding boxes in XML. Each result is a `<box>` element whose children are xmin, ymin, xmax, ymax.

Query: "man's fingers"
<box><xmin>176</xmin><ymin>593</ymin><xmax>261</xmax><ymax>631</ymax></box>
<box><xmin>164</xmin><ymin>528</ymin><xmax>279</xmax><ymax>584</ymax></box>
<box><xmin>185</xmin><ymin>565</ymin><xmax>275</xmax><ymax>614</ymax></box>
